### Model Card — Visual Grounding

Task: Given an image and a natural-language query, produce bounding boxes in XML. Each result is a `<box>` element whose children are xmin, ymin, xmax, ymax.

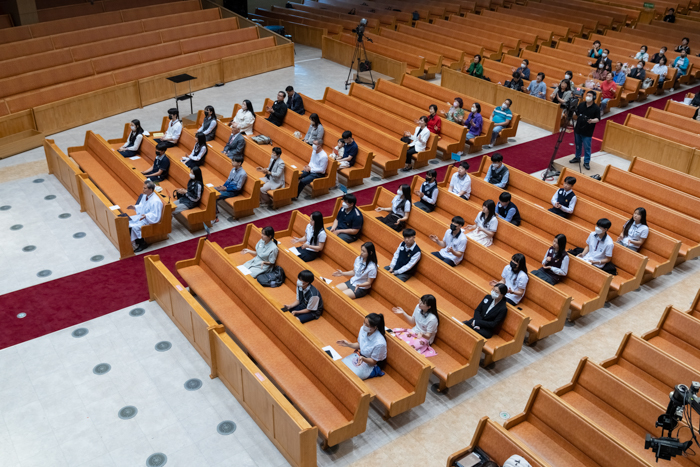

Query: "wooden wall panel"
<box><xmin>221</xmin><ymin>43</ymin><xmax>295</xmax><ymax>83</ymax></box>
<box><xmin>321</xmin><ymin>36</ymin><xmax>405</xmax><ymax>83</ymax></box>
<box><xmin>137</xmin><ymin>61</ymin><xmax>223</xmax><ymax>107</ymax></box>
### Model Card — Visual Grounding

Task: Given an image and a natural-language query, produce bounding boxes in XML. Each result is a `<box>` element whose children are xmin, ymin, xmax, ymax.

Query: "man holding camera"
<box><xmin>569</xmin><ymin>90</ymin><xmax>600</xmax><ymax>171</ymax></box>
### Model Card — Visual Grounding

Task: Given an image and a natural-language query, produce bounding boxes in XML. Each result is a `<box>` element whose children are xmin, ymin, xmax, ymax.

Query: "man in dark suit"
<box><xmin>266</xmin><ymin>91</ymin><xmax>288</xmax><ymax>126</ymax></box>
<box><xmin>286</xmin><ymin>85</ymin><xmax>305</xmax><ymax>115</ymax></box>
<box><xmin>223</xmin><ymin>125</ymin><xmax>245</xmax><ymax>159</ymax></box>
<box><xmin>464</xmin><ymin>284</ymin><xmax>508</xmax><ymax>338</ymax></box>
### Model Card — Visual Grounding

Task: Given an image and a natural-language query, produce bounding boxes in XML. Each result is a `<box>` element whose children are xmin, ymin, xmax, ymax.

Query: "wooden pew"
<box><xmin>317</xmin><ymin>0</ymin><xmax>413</xmax><ymax>25</ymax></box>
<box><xmin>441</xmin><ymin>165</ymin><xmax>612</xmax><ymax>320</ymax></box>
<box><xmin>498</xmin><ymin>6</ymin><xmax>583</xmax><ymax>41</ymax></box>
<box><xmin>642</xmin><ymin>305</ymin><xmax>700</xmax><ymax>370</ymax></box>
<box><xmin>432</xmin><ymin>18</ymin><xmax>521</xmax><ymax>56</ymax></box>
<box><xmin>335</xmin><ymin>33</ymin><xmax>426</xmax><ymax>77</ymax></box>
<box><xmin>411</xmin><ymin>21</ymin><xmax>503</xmax><ymax>61</ymax></box>
<box><xmin>504</xmin><ymin>386</ymin><xmax>650</xmax><ymax>467</ymax></box>
<box><xmin>377</xmin><ymin>28</ymin><xmax>465</xmax><ymax>71</ymax></box>
<box><xmin>362</xmin><ymin>30</ymin><xmax>444</xmax><ymax>76</ymax></box>
<box><xmin>513</xmin><ymin>3</ymin><xmax>613</xmax><ymax>33</ymax></box>
<box><xmin>664</xmin><ymin>98</ymin><xmax>698</xmax><ymax>118</ymax></box>
<box><xmin>449</xmin><ymin>14</ymin><xmax>538</xmax><ymax>52</ymax></box>
<box><xmin>290</xmin><ymin>1</ymin><xmax>397</xmax><ymax>28</ymax></box>
<box><xmin>271</xmin><ymin>5</ymin><xmax>378</xmax><ymax>33</ymax></box>
<box><xmin>176</xmin><ymin>239</ymin><xmax>372</xmax><ymax>448</ymax></box>
<box><xmin>447</xmin><ymin>417</ymin><xmax>547</xmax><ymax>467</ymax></box>
<box><xmin>540</xmin><ymin>0</ymin><xmax>639</xmax><ymax>27</ymax></box>
<box><xmin>236</xmin><ymin>218</ymin><xmax>434</xmax><ymax>418</ymax></box>
<box><xmin>645</xmin><ymin>107</ymin><xmax>700</xmax><ymax>135</ymax></box>
<box><xmin>144</xmin><ymin>254</ymin><xmax>318</xmax><ymax>467</ymax></box>
<box><xmin>479</xmin><ymin>10</ymin><xmax>559</xmax><ymax>46</ymax></box>
<box><xmin>628</xmin><ymin>155</ymin><xmax>700</xmax><ymax>200</ymax></box>
<box><xmin>687</xmin><ymin>289</ymin><xmax>700</xmax><ymax>321</ymax></box>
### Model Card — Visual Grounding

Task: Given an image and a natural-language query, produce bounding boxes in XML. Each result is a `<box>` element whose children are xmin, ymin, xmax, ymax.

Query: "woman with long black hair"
<box><xmin>241</xmin><ymin>226</ymin><xmax>279</xmax><ymax>278</ymax></box>
<box><xmin>197</xmin><ymin>105</ymin><xmax>218</xmax><ymax>141</ymax></box>
<box><xmin>376</xmin><ymin>184</ymin><xmax>412</xmax><ymax>232</ymax></box>
<box><xmin>531</xmin><ymin>234</ymin><xmax>569</xmax><ymax>285</ymax></box>
<box><xmin>181</xmin><ymin>132</ymin><xmax>208</xmax><ymax>168</ymax></box>
<box><xmin>172</xmin><ymin>166</ymin><xmax>204</xmax><ymax>216</ymax></box>
<box><xmin>333</xmin><ymin>242</ymin><xmax>378</xmax><ymax>299</ymax></box>
<box><xmin>491</xmin><ymin>253</ymin><xmax>528</xmax><ymax>306</ymax></box>
<box><xmin>392</xmin><ymin>294</ymin><xmax>439</xmax><ymax>357</ymax></box>
<box><xmin>617</xmin><ymin>207</ymin><xmax>648</xmax><ymax>252</ymax></box>
<box><xmin>303</xmin><ymin>113</ymin><xmax>324</xmax><ymax>146</ymax></box>
<box><xmin>337</xmin><ymin>313</ymin><xmax>387</xmax><ymax>380</ymax></box>
<box><xmin>117</xmin><ymin>119</ymin><xmax>145</xmax><ymax>157</ymax></box>
<box><xmin>293</xmin><ymin>211</ymin><xmax>326</xmax><ymax>262</ymax></box>
<box><xmin>466</xmin><ymin>199</ymin><xmax>498</xmax><ymax>247</ymax></box>
<box><xmin>230</xmin><ymin>99</ymin><xmax>255</xmax><ymax>135</ymax></box>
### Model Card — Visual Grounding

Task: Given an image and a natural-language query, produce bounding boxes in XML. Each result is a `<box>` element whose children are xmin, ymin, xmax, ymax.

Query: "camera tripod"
<box><xmin>542</xmin><ymin>103</ymin><xmax>580</xmax><ymax>180</ymax></box>
<box><xmin>345</xmin><ymin>35</ymin><xmax>375</xmax><ymax>90</ymax></box>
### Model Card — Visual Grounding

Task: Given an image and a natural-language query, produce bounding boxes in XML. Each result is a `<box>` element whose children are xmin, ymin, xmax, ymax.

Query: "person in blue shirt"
<box><xmin>612</xmin><ymin>62</ymin><xmax>626</xmax><ymax>86</ymax></box>
<box><xmin>485</xmin><ymin>153</ymin><xmax>509</xmax><ymax>189</ymax></box>
<box><xmin>673</xmin><ymin>50</ymin><xmax>690</xmax><ymax>83</ymax></box>
<box><xmin>495</xmin><ymin>192</ymin><xmax>520</xmax><ymax>226</ymax></box>
<box><xmin>588</xmin><ymin>40</ymin><xmax>602</xmax><ymax>59</ymax></box>
<box><xmin>215</xmin><ymin>155</ymin><xmax>247</xmax><ymax>200</ymax></box>
<box><xmin>526</xmin><ymin>73</ymin><xmax>547</xmax><ymax>99</ymax></box>
<box><xmin>484</xmin><ymin>99</ymin><xmax>512</xmax><ymax>149</ymax></box>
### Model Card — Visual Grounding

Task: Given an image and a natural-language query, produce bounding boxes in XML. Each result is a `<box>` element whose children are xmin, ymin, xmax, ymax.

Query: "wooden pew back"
<box><xmin>628</xmin><ymin>156</ymin><xmax>700</xmax><ymax>199</ymax></box>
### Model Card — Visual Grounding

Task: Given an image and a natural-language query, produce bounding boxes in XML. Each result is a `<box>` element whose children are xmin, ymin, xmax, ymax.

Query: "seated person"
<box><xmin>496</xmin><ymin>192</ymin><xmax>521</xmax><ymax>226</ymax></box>
<box><xmin>222</xmin><ymin>125</ymin><xmax>245</xmax><ymax>159</ymax></box>
<box><xmin>265</xmin><ymin>91</ymin><xmax>288</xmax><ymax>127</ymax></box>
<box><xmin>230</xmin><ymin>99</ymin><xmax>255</xmax><ymax>135</ymax></box>
<box><xmin>117</xmin><ymin>119</ymin><xmax>145</xmax><ymax>158</ymax></box>
<box><xmin>414</xmin><ymin>169</ymin><xmax>439</xmax><ymax>212</ymax></box>
<box><xmin>333</xmin><ymin>242</ymin><xmax>378</xmax><ymax>299</ymax></box>
<box><xmin>673</xmin><ymin>50</ymin><xmax>690</xmax><ymax>81</ymax></box>
<box><xmin>464</xmin><ymin>103</ymin><xmax>483</xmax><ymax>143</ymax></box>
<box><xmin>485</xmin><ymin>153</ymin><xmax>509</xmax><ymax>189</ymax></box>
<box><xmin>286</xmin><ymin>85</ymin><xmax>305</xmax><ymax>115</ymax></box>
<box><xmin>590</xmin><ymin>49</ymin><xmax>612</xmax><ymax>70</ymax></box>
<box><xmin>292</xmin><ymin>211</ymin><xmax>326</xmax><ymax>262</ymax></box>
<box><xmin>617</xmin><ymin>207</ymin><xmax>648</xmax><ymax>252</ymax></box>
<box><xmin>628</xmin><ymin>60</ymin><xmax>646</xmax><ymax>81</ymax></box>
<box><xmin>591</xmin><ymin>62</ymin><xmax>611</xmax><ymax>81</ymax></box>
<box><xmin>549</xmin><ymin>176</ymin><xmax>577</xmax><ymax>218</ymax></box>
<box><xmin>197</xmin><ymin>105</ymin><xmax>217</xmax><ymax>141</ymax></box>
<box><xmin>575</xmin><ymin>218</ymin><xmax>617</xmax><ymax>275</ymax></box>
<box><xmin>526</xmin><ymin>72</ymin><xmax>547</xmax><ymax>99</ymax></box>
<box><xmin>376</xmin><ymin>184</ymin><xmax>411</xmax><ymax>232</ymax></box>
<box><xmin>430</xmin><ymin>216</ymin><xmax>467</xmax><ymax>267</ymax></box>
<box><xmin>491</xmin><ymin>253</ymin><xmax>528</xmax><ymax>307</ymax></box>
<box><xmin>675</xmin><ymin>37</ymin><xmax>691</xmax><ymax>55</ymax></box>
<box><xmin>257</xmin><ymin>147</ymin><xmax>285</xmax><ymax>208</ymax></box>
<box><xmin>663</xmin><ymin>7</ymin><xmax>675</xmax><ymax>22</ymax></box>
<box><xmin>328</xmin><ymin>193</ymin><xmax>364</xmax><ymax>243</ymax></box>
<box><xmin>465</xmin><ymin>54</ymin><xmax>483</xmax><ymax>78</ymax></box>
<box><xmin>484</xmin><ymin>99</ymin><xmax>513</xmax><ymax>149</ymax></box>
<box><xmin>142</xmin><ymin>142</ymin><xmax>170</xmax><ymax>182</ymax></box>
<box><xmin>466</xmin><ymin>200</ymin><xmax>498</xmax><ymax>247</ymax></box>
<box><xmin>127</xmin><ymin>180</ymin><xmax>163</xmax><ymax>253</ymax></box>
<box><xmin>154</xmin><ymin>108</ymin><xmax>181</xmax><ymax>148</ymax></box>
<box><xmin>295</xmin><ymin>142</ymin><xmax>328</xmax><ymax>199</ymax></box>
<box><xmin>551</xmin><ymin>79</ymin><xmax>572</xmax><ymax>108</ymax></box>
<box><xmin>400</xmin><ymin>116</ymin><xmax>429</xmax><ymax>172</ymax></box>
<box><xmin>172</xmin><ymin>166</ymin><xmax>204</xmax><ymax>217</ymax></box>
<box><xmin>449</xmin><ymin>161</ymin><xmax>471</xmax><ymax>199</ymax></box>
<box><xmin>504</xmin><ymin>456</ymin><xmax>532</xmax><ymax>467</ymax></box>
<box><xmin>392</xmin><ymin>294</ymin><xmax>439</xmax><ymax>357</ymax></box>
<box><xmin>531</xmin><ymin>234</ymin><xmax>569</xmax><ymax>285</ymax></box>
<box><xmin>633</xmin><ymin>45</ymin><xmax>649</xmax><ymax>62</ymax></box>
<box><xmin>612</xmin><ymin>62</ymin><xmax>627</xmax><ymax>86</ymax></box>
<box><xmin>598</xmin><ymin>72</ymin><xmax>617</xmax><ymax>117</ymax></box>
<box><xmin>652</xmin><ymin>57</ymin><xmax>669</xmax><ymax>88</ymax></box>
<box><xmin>649</xmin><ymin>47</ymin><xmax>667</xmax><ymax>64</ymax></box>
<box><xmin>304</xmin><ymin>113</ymin><xmax>324</xmax><ymax>146</ymax></box>
<box><xmin>180</xmin><ymin>132</ymin><xmax>208</xmax><ymax>168</ymax></box>
<box><xmin>504</xmin><ymin>71</ymin><xmax>524</xmax><ymax>92</ymax></box>
<box><xmin>426</xmin><ymin>105</ymin><xmax>441</xmax><ymax>135</ymax></box>
<box><xmin>281</xmin><ymin>270</ymin><xmax>323</xmax><ymax>323</ymax></box>
<box><xmin>240</xmin><ymin>226</ymin><xmax>279</xmax><ymax>278</ymax></box>
<box><xmin>440</xmin><ymin>97</ymin><xmax>465</xmax><ymax>124</ymax></box>
<box><xmin>215</xmin><ymin>155</ymin><xmax>247</xmax><ymax>200</ymax></box>
<box><xmin>385</xmin><ymin>228</ymin><xmax>421</xmax><ymax>282</ymax></box>
<box><xmin>337</xmin><ymin>313</ymin><xmax>386</xmax><ymax>380</ymax></box>
<box><xmin>588</xmin><ymin>40</ymin><xmax>603</xmax><ymax>59</ymax></box>
<box><xmin>334</xmin><ymin>131</ymin><xmax>358</xmax><ymax>170</ymax></box>
<box><xmin>514</xmin><ymin>59</ymin><xmax>531</xmax><ymax>80</ymax></box>
<box><xmin>464</xmin><ymin>283</ymin><xmax>508</xmax><ymax>338</ymax></box>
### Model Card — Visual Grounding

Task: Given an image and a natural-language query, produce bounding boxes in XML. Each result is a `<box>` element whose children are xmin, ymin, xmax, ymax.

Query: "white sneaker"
<box><xmin>483</xmin><ymin>144</ymin><xmax>492</xmax><ymax>149</ymax></box>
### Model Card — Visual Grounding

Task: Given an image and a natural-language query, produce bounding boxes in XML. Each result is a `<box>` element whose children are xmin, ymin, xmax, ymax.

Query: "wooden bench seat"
<box><xmin>512</xmin><ymin>3</ymin><xmax>610</xmax><ymax>34</ymax></box>
<box><xmin>625</xmin><ymin>113</ymin><xmax>700</xmax><ymax>150</ymax></box>
<box><xmin>646</xmin><ymin>107</ymin><xmax>700</xmax><ymax>135</ymax></box>
<box><xmin>283</xmin><ymin>3</ymin><xmax>381</xmax><ymax>30</ymax></box>
<box><xmin>642</xmin><ymin>306</ymin><xmax>700</xmax><ymax>371</ymax></box>
<box><xmin>236</xmin><ymin>218</ymin><xmax>434</xmax><ymax>418</ymax></box>
<box><xmin>157</xmin><ymin>16</ymin><xmax>239</xmax><ymax>43</ymax></box>
<box><xmin>296</xmin><ymin>1</ymin><xmax>399</xmax><ymax>28</ymax></box>
<box><xmin>0</xmin><ymin>36</ymin><xmax>55</xmax><ymax>61</ymax></box>
<box><xmin>505</xmin><ymin>386</ymin><xmax>649</xmax><ymax>467</ymax></box>
<box><xmin>664</xmin><ymin>99</ymin><xmax>698</xmax><ymax>118</ymax></box>
<box><xmin>0</xmin><ymin>48</ymin><xmax>74</xmax><ymax>80</ymax></box>
<box><xmin>318</xmin><ymin>0</ymin><xmax>414</xmax><ymax>24</ymax></box>
<box><xmin>540</xmin><ymin>0</ymin><xmax>638</xmax><ymax>27</ymax></box>
<box><xmin>412</xmin><ymin>21</ymin><xmax>503</xmax><ymax>61</ymax></box>
<box><xmin>478</xmin><ymin>10</ymin><xmax>555</xmax><ymax>47</ymax></box>
<box><xmin>269</xmin><ymin>6</ymin><xmax>376</xmax><ymax>34</ymax></box>
<box><xmin>69</xmin><ymin>31</ymin><xmax>162</xmax><ymax>61</ymax></box>
<box><xmin>176</xmin><ymin>239</ymin><xmax>371</xmax><ymax>448</ymax></box>
<box><xmin>335</xmin><ymin>33</ymin><xmax>426</xmax><ymax>77</ymax></box>
<box><xmin>449</xmin><ymin>14</ymin><xmax>537</xmax><ymax>52</ymax></box>
<box><xmin>628</xmin><ymin>155</ymin><xmax>700</xmax><ymax>200</ymax></box>
<box><xmin>434</xmin><ymin>18</ymin><xmax>521</xmax><ymax>56</ymax></box>
<box><xmin>687</xmin><ymin>290</ymin><xmax>700</xmax><ymax>320</ymax></box>
<box><xmin>179</xmin><ymin>27</ymin><xmax>259</xmax><ymax>55</ymax></box>
<box><xmin>499</xmin><ymin>7</ymin><xmax>582</xmax><ymax>41</ymax></box>
<box><xmin>378</xmin><ymin>28</ymin><xmax>464</xmax><ymax>70</ymax></box>
<box><xmin>92</xmin><ymin>41</ymin><xmax>183</xmax><ymax>74</ymax></box>
<box><xmin>0</xmin><ymin>60</ymin><xmax>96</xmax><ymax>99</ymax></box>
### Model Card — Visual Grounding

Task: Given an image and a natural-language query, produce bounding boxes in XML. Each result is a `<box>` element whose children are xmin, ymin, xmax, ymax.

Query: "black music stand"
<box><xmin>167</xmin><ymin>74</ymin><xmax>196</xmax><ymax>115</ymax></box>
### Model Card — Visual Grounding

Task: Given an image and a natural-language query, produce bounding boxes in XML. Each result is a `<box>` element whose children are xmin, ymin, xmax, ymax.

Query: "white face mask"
<box><xmin>602</xmin><ymin>53</ymin><xmax>608</xmax><ymax>57</ymax></box>
<box><xmin>471</xmin><ymin>107</ymin><xmax>476</xmax><ymax>112</ymax></box>
<box><xmin>491</xmin><ymin>290</ymin><xmax>499</xmax><ymax>299</ymax></box>
<box><xmin>660</xmin><ymin>49</ymin><xmax>665</xmax><ymax>54</ymax></box>
<box><xmin>565</xmin><ymin>74</ymin><xmax>572</xmax><ymax>80</ymax></box>
<box><xmin>501</xmin><ymin>104</ymin><xmax>507</xmax><ymax>110</ymax></box>
<box><xmin>189</xmin><ymin>173</ymin><xmax>195</xmax><ymax>179</ymax></box>
<box><xmin>640</xmin><ymin>49</ymin><xmax>645</xmax><ymax>53</ymax></box>
<box><xmin>595</xmin><ymin>226</ymin><xmax>604</xmax><ymax>235</ymax></box>
<box><xmin>453</xmin><ymin>102</ymin><xmax>459</xmax><ymax>108</ymax></box>
<box><xmin>397</xmin><ymin>189</ymin><xmax>402</xmax><ymax>195</ymax></box>
<box><xmin>130</xmin><ymin>125</ymin><xmax>136</xmax><ymax>131</ymax></box>
<box><xmin>586</xmin><ymin>96</ymin><xmax>593</xmax><ymax>102</ymax></box>
<box><xmin>341</xmin><ymin>201</ymin><xmax>349</xmax><ymax>209</ymax></box>
<box><xmin>521</xmin><ymin>63</ymin><xmax>526</xmax><ymax>68</ymax></box>
<box><xmin>297</xmin><ymin>280</ymin><xmax>304</xmax><ymax>288</ymax></box>
<box><xmin>637</xmin><ymin>64</ymin><xmax>643</xmax><ymax>69</ymax></box>
<box><xmin>362</xmin><ymin>325</ymin><xmax>373</xmax><ymax>333</ymax></box>
<box><xmin>312</xmin><ymin>144</ymin><xmax>319</xmax><ymax>152</ymax></box>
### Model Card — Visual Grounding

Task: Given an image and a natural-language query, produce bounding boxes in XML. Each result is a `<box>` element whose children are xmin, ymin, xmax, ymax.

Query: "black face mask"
<box><xmin>450</xmin><ymin>223</ymin><xmax>459</xmax><ymax>232</ymax></box>
<box><xmin>510</xmin><ymin>262</ymin><xmax>518</xmax><ymax>272</ymax></box>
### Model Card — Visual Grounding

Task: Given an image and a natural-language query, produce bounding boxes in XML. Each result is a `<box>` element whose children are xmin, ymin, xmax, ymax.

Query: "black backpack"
<box><xmin>257</xmin><ymin>265</ymin><xmax>286</xmax><ymax>288</ymax></box>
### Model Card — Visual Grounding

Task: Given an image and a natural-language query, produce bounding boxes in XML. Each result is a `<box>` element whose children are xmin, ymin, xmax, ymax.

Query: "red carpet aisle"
<box><xmin>0</xmin><ymin>87</ymin><xmax>695</xmax><ymax>349</ymax></box>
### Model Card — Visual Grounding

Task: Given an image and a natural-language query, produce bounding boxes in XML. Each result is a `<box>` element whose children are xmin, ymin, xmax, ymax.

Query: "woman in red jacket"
<box><xmin>426</xmin><ymin>104</ymin><xmax>442</xmax><ymax>135</ymax></box>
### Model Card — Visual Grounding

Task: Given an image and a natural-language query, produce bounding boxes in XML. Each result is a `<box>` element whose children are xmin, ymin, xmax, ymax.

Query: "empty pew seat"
<box><xmin>0</xmin><ymin>37</ymin><xmax>55</xmax><ymax>61</ymax></box>
<box><xmin>0</xmin><ymin>48</ymin><xmax>74</xmax><ymax>80</ymax></box>
<box><xmin>69</xmin><ymin>31</ymin><xmax>163</xmax><ymax>61</ymax></box>
<box><xmin>91</xmin><ymin>41</ymin><xmax>183</xmax><ymax>74</ymax></box>
<box><xmin>112</xmin><ymin>53</ymin><xmax>201</xmax><ymax>84</ymax></box>
<box><xmin>198</xmin><ymin>37</ymin><xmax>277</xmax><ymax>63</ymax></box>
<box><xmin>159</xmin><ymin>16</ymin><xmax>240</xmax><ymax>43</ymax></box>
<box><xmin>0</xmin><ymin>60</ymin><xmax>96</xmax><ymax>99</ymax></box>
<box><xmin>180</xmin><ymin>28</ymin><xmax>259</xmax><ymax>55</ymax></box>
<box><xmin>642</xmin><ymin>306</ymin><xmax>700</xmax><ymax>370</ymax></box>
<box><xmin>6</xmin><ymin>74</ymin><xmax>116</xmax><ymax>113</ymax></box>
<box><xmin>628</xmin><ymin>156</ymin><xmax>700</xmax><ymax>200</ymax></box>
<box><xmin>50</xmin><ymin>21</ymin><xmax>146</xmax><ymax>49</ymax></box>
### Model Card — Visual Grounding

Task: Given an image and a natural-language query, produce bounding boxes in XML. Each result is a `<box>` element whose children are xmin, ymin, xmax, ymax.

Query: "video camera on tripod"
<box><xmin>345</xmin><ymin>18</ymin><xmax>375</xmax><ymax>89</ymax></box>
<box><xmin>352</xmin><ymin>18</ymin><xmax>368</xmax><ymax>41</ymax></box>
<box><xmin>645</xmin><ymin>382</ymin><xmax>700</xmax><ymax>462</ymax></box>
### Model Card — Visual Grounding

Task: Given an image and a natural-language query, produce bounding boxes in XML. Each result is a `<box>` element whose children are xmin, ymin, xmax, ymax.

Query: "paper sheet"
<box><xmin>205</xmin><ymin>183</ymin><xmax>214</xmax><ymax>187</ymax></box>
<box><xmin>289</xmin><ymin>247</ymin><xmax>301</xmax><ymax>256</ymax></box>
<box><xmin>129</xmin><ymin>156</ymin><xmax>141</xmax><ymax>160</ymax></box>
<box><xmin>322</xmin><ymin>346</ymin><xmax>342</xmax><ymax>361</ymax></box>
<box><xmin>290</xmin><ymin>164</ymin><xmax>297</xmax><ymax>169</ymax></box>
<box><xmin>152</xmin><ymin>132</ymin><xmax>164</xmax><ymax>138</ymax></box>
<box><xmin>109</xmin><ymin>205</ymin><xmax>120</xmax><ymax>211</ymax></box>
<box><xmin>319</xmin><ymin>277</ymin><xmax>332</xmax><ymax>285</ymax></box>
<box><xmin>237</xmin><ymin>265</ymin><xmax>252</xmax><ymax>276</ymax></box>
<box><xmin>452</xmin><ymin>316</ymin><xmax>465</xmax><ymax>325</ymax></box>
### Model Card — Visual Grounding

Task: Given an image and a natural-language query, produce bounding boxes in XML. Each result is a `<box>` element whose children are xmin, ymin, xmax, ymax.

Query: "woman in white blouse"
<box><xmin>376</xmin><ymin>184</ymin><xmax>412</xmax><ymax>232</ymax></box>
<box><xmin>197</xmin><ymin>105</ymin><xmax>217</xmax><ymax>141</ymax></box>
<box><xmin>333</xmin><ymin>242</ymin><xmax>378</xmax><ymax>299</ymax></box>
<box><xmin>531</xmin><ymin>234</ymin><xmax>569</xmax><ymax>285</ymax></box>
<box><xmin>466</xmin><ymin>199</ymin><xmax>498</xmax><ymax>247</ymax></box>
<box><xmin>117</xmin><ymin>119</ymin><xmax>145</xmax><ymax>158</ymax></box>
<box><xmin>337</xmin><ymin>313</ymin><xmax>387</xmax><ymax>380</ymax></box>
<box><xmin>633</xmin><ymin>45</ymin><xmax>649</xmax><ymax>62</ymax></box>
<box><xmin>392</xmin><ymin>294</ymin><xmax>439</xmax><ymax>357</ymax></box>
<box><xmin>491</xmin><ymin>253</ymin><xmax>529</xmax><ymax>306</ymax></box>
<box><xmin>651</xmin><ymin>57</ymin><xmax>668</xmax><ymax>88</ymax></box>
<box><xmin>229</xmin><ymin>99</ymin><xmax>255</xmax><ymax>135</ymax></box>
<box><xmin>181</xmin><ymin>132</ymin><xmax>208</xmax><ymax>168</ymax></box>
<box><xmin>292</xmin><ymin>211</ymin><xmax>326</xmax><ymax>262</ymax></box>
<box><xmin>617</xmin><ymin>207</ymin><xmax>648</xmax><ymax>252</ymax></box>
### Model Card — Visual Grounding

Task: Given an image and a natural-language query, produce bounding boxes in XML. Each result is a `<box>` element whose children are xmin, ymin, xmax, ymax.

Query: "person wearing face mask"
<box><xmin>229</xmin><ymin>99</ymin><xmax>255</xmax><ymax>135</ymax></box>
<box><xmin>292</xmin><ymin>211</ymin><xmax>326</xmax><ymax>262</ymax></box>
<box><xmin>484</xmin><ymin>99</ymin><xmax>513</xmax><ymax>149</ymax></box>
<box><xmin>281</xmin><ymin>270</ymin><xmax>323</xmax><ymax>323</ymax></box>
<box><xmin>551</xmin><ymin>80</ymin><xmax>572</xmax><ymax>108</ymax></box>
<box><xmin>526</xmin><ymin>72</ymin><xmax>547</xmax><ymax>99</ymax></box>
<box><xmin>126</xmin><ymin>180</ymin><xmax>163</xmax><ymax>253</ymax></box>
<box><xmin>215</xmin><ymin>155</ymin><xmax>247</xmax><ymax>201</ymax></box>
<box><xmin>328</xmin><ymin>193</ymin><xmax>363</xmax><ymax>243</ymax></box>
<box><xmin>651</xmin><ymin>56</ymin><xmax>669</xmax><ymax>89</ymax></box>
<box><xmin>180</xmin><ymin>132</ymin><xmax>208</xmax><ymax>168</ymax></box>
<box><xmin>504</xmin><ymin>70</ymin><xmax>524</xmax><ymax>92</ymax></box>
<box><xmin>485</xmin><ymin>153</ymin><xmax>509</xmax><ymax>189</ymax></box>
<box><xmin>650</xmin><ymin>47</ymin><xmax>667</xmax><ymax>64</ymax></box>
<box><xmin>295</xmin><ymin>141</ymin><xmax>328</xmax><ymax>199</ymax></box>
<box><xmin>172</xmin><ymin>166</ymin><xmax>204</xmax><ymax>216</ymax></box>
<box><xmin>464</xmin><ymin>283</ymin><xmax>508</xmax><ymax>338</ymax></box>
<box><xmin>414</xmin><ymin>169</ymin><xmax>439</xmax><ymax>212</ymax></box>
<box><xmin>588</xmin><ymin>40</ymin><xmax>602</xmax><ymax>59</ymax></box>
<box><xmin>118</xmin><ymin>119</ymin><xmax>145</xmax><ymax>157</ymax></box>
<box><xmin>449</xmin><ymin>161</ymin><xmax>471</xmax><ymax>200</ymax></box>
<box><xmin>549</xmin><ymin>176</ymin><xmax>577</xmax><ymax>218</ymax></box>
<box><xmin>265</xmin><ymin>91</ymin><xmax>288</xmax><ymax>127</ymax></box>
<box><xmin>142</xmin><ymin>142</ymin><xmax>171</xmax><ymax>182</ymax></box>
<box><xmin>531</xmin><ymin>234</ymin><xmax>569</xmax><ymax>285</ymax></box>
<box><xmin>197</xmin><ymin>105</ymin><xmax>217</xmax><ymax>141</ymax></box>
<box><xmin>617</xmin><ymin>207</ymin><xmax>648</xmax><ymax>252</ymax></box>
<box><xmin>222</xmin><ymin>124</ymin><xmax>245</xmax><ymax>160</ymax></box>
<box><xmin>303</xmin><ymin>113</ymin><xmax>324</xmax><ymax>146</ymax></box>
<box><xmin>376</xmin><ymin>184</ymin><xmax>412</xmax><ymax>232</ymax></box>
<box><xmin>515</xmin><ymin>59</ymin><xmax>530</xmax><ymax>80</ymax></box>
<box><xmin>386</xmin><ymin>228</ymin><xmax>421</xmax><ymax>282</ymax></box>
<box><xmin>672</xmin><ymin>50</ymin><xmax>689</xmax><ymax>86</ymax></box>
<box><xmin>490</xmin><ymin>253</ymin><xmax>528</xmax><ymax>306</ymax></box>
<box><xmin>464</xmin><ymin>103</ymin><xmax>483</xmax><ymax>144</ymax></box>
<box><xmin>430</xmin><ymin>216</ymin><xmax>467</xmax><ymax>267</ymax></box>
<box><xmin>333</xmin><ymin>242</ymin><xmax>378</xmax><ymax>299</ymax></box>
<box><xmin>400</xmin><ymin>115</ymin><xmax>430</xmax><ymax>172</ymax></box>
<box><xmin>628</xmin><ymin>60</ymin><xmax>646</xmax><ymax>82</ymax></box>
<box><xmin>466</xmin><ymin>199</ymin><xmax>498</xmax><ymax>247</ymax></box>
<box><xmin>496</xmin><ymin>192</ymin><xmax>520</xmax><ymax>226</ymax></box>
<box><xmin>569</xmin><ymin>91</ymin><xmax>599</xmax><ymax>170</ymax></box>
<box><xmin>591</xmin><ymin>49</ymin><xmax>612</xmax><ymax>71</ymax></box>
<box><xmin>257</xmin><ymin>147</ymin><xmax>285</xmax><ymax>208</ymax></box>
<box><xmin>612</xmin><ymin>62</ymin><xmax>626</xmax><ymax>86</ymax></box>
<box><xmin>597</xmin><ymin>72</ymin><xmax>617</xmax><ymax>118</ymax></box>
<box><xmin>154</xmin><ymin>108</ymin><xmax>182</xmax><ymax>148</ymax></box>
<box><xmin>426</xmin><ymin>104</ymin><xmax>442</xmax><ymax>135</ymax></box>
<box><xmin>241</xmin><ymin>226</ymin><xmax>279</xmax><ymax>278</ymax></box>
<box><xmin>392</xmin><ymin>294</ymin><xmax>439</xmax><ymax>357</ymax></box>
<box><xmin>675</xmin><ymin>38</ymin><xmax>691</xmax><ymax>55</ymax></box>
<box><xmin>633</xmin><ymin>45</ymin><xmax>649</xmax><ymax>63</ymax></box>
<box><xmin>573</xmin><ymin>218</ymin><xmax>616</xmax><ymax>275</ymax></box>
<box><xmin>337</xmin><ymin>313</ymin><xmax>387</xmax><ymax>380</ymax></box>
<box><xmin>440</xmin><ymin>97</ymin><xmax>465</xmax><ymax>124</ymax></box>
<box><xmin>592</xmin><ymin>62</ymin><xmax>610</xmax><ymax>81</ymax></box>
<box><xmin>465</xmin><ymin>54</ymin><xmax>483</xmax><ymax>78</ymax></box>
<box><xmin>663</xmin><ymin>7</ymin><xmax>675</xmax><ymax>22</ymax></box>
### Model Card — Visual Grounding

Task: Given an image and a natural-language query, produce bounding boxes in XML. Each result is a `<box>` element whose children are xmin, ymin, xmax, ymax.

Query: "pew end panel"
<box><xmin>44</xmin><ymin>138</ymin><xmax>84</xmax><ymax>206</ymax></box>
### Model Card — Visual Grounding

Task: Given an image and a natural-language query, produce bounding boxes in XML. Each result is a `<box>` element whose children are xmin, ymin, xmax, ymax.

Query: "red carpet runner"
<box><xmin>0</xmin><ymin>87</ymin><xmax>695</xmax><ymax>349</ymax></box>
